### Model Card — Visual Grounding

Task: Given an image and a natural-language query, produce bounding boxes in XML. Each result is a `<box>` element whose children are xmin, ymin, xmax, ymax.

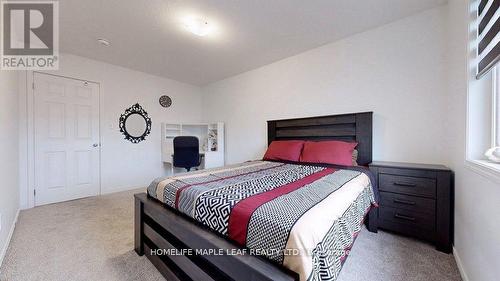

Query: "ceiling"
<box><xmin>57</xmin><ymin>0</ymin><xmax>446</xmax><ymax>86</ymax></box>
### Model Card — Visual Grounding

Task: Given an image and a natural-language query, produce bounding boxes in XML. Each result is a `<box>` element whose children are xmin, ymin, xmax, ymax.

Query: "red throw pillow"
<box><xmin>263</xmin><ymin>140</ymin><xmax>305</xmax><ymax>162</ymax></box>
<box><xmin>300</xmin><ymin>140</ymin><xmax>358</xmax><ymax>166</ymax></box>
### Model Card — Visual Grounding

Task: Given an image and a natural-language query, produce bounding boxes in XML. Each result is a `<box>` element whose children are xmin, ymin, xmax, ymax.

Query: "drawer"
<box><xmin>379</xmin><ymin>192</ymin><xmax>435</xmax><ymax>214</ymax></box>
<box><xmin>379</xmin><ymin>174</ymin><xmax>436</xmax><ymax>198</ymax></box>
<box><xmin>379</xmin><ymin>206</ymin><xmax>435</xmax><ymax>231</ymax></box>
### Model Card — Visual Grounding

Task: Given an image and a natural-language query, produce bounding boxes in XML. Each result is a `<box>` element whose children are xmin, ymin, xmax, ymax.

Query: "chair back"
<box><xmin>173</xmin><ymin>136</ymin><xmax>200</xmax><ymax>171</ymax></box>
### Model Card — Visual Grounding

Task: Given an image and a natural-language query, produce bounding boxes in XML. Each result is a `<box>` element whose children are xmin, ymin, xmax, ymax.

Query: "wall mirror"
<box><xmin>119</xmin><ymin>103</ymin><xmax>152</xmax><ymax>143</ymax></box>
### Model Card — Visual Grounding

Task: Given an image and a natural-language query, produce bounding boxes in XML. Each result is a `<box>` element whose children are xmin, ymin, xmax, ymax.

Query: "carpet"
<box><xmin>0</xmin><ymin>189</ymin><xmax>462</xmax><ymax>281</ymax></box>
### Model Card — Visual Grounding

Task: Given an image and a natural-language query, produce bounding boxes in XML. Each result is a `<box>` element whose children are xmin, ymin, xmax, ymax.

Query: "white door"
<box><xmin>34</xmin><ymin>73</ymin><xmax>100</xmax><ymax>206</ymax></box>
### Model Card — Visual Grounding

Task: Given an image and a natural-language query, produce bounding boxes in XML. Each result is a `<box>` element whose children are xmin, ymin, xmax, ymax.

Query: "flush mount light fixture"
<box><xmin>183</xmin><ymin>18</ymin><xmax>211</xmax><ymax>37</ymax></box>
<box><xmin>97</xmin><ymin>38</ymin><xmax>111</xmax><ymax>47</ymax></box>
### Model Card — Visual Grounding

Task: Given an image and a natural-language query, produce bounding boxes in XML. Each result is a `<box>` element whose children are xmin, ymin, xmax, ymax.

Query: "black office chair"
<box><xmin>173</xmin><ymin>136</ymin><xmax>201</xmax><ymax>172</ymax></box>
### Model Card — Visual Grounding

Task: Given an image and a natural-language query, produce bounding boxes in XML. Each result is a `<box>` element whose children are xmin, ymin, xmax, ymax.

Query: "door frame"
<box><xmin>26</xmin><ymin>71</ymin><xmax>102</xmax><ymax>207</ymax></box>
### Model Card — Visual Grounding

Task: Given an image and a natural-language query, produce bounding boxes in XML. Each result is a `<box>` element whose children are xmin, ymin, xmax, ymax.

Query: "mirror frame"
<box><xmin>119</xmin><ymin>103</ymin><xmax>152</xmax><ymax>143</ymax></box>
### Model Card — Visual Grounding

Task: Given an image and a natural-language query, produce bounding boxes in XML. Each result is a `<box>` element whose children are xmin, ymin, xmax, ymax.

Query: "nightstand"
<box><xmin>369</xmin><ymin>161</ymin><xmax>454</xmax><ymax>253</ymax></box>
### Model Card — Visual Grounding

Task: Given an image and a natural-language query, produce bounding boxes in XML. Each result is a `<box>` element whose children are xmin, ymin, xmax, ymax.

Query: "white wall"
<box><xmin>202</xmin><ymin>7</ymin><xmax>449</xmax><ymax>165</ymax></box>
<box><xmin>19</xmin><ymin>54</ymin><xmax>203</xmax><ymax>208</ymax></box>
<box><xmin>446</xmin><ymin>1</ymin><xmax>500</xmax><ymax>281</ymax></box>
<box><xmin>0</xmin><ymin>70</ymin><xmax>19</xmax><ymax>266</ymax></box>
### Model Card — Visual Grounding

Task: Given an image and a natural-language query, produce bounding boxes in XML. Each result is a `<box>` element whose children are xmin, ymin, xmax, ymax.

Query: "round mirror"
<box><xmin>119</xmin><ymin>103</ymin><xmax>152</xmax><ymax>143</ymax></box>
<box><xmin>125</xmin><ymin>113</ymin><xmax>147</xmax><ymax>137</ymax></box>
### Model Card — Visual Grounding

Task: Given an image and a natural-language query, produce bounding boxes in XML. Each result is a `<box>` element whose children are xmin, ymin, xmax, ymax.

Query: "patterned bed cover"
<box><xmin>148</xmin><ymin>161</ymin><xmax>377</xmax><ymax>281</ymax></box>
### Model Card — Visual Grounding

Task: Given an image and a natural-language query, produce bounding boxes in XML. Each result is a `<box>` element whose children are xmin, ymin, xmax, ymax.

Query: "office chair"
<box><xmin>173</xmin><ymin>136</ymin><xmax>201</xmax><ymax>172</ymax></box>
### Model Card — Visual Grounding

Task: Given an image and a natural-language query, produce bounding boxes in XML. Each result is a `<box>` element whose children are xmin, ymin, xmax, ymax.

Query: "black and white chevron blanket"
<box><xmin>148</xmin><ymin>161</ymin><xmax>377</xmax><ymax>281</ymax></box>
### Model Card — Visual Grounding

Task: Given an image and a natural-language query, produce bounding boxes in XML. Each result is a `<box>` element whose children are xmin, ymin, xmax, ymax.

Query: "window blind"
<box><xmin>477</xmin><ymin>0</ymin><xmax>500</xmax><ymax>79</ymax></box>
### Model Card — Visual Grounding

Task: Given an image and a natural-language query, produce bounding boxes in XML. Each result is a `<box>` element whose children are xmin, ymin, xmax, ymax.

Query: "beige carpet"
<box><xmin>0</xmin><ymin>189</ymin><xmax>462</xmax><ymax>281</ymax></box>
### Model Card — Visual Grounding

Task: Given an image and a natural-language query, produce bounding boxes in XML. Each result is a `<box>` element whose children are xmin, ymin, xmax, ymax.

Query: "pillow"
<box><xmin>300</xmin><ymin>140</ymin><xmax>358</xmax><ymax>166</ymax></box>
<box><xmin>263</xmin><ymin>140</ymin><xmax>304</xmax><ymax>162</ymax></box>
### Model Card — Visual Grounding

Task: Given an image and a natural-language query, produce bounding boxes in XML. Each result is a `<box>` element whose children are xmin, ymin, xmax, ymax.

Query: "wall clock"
<box><xmin>159</xmin><ymin>95</ymin><xmax>172</xmax><ymax>108</ymax></box>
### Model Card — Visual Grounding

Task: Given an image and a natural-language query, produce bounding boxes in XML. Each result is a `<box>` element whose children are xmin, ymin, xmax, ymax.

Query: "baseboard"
<box><xmin>100</xmin><ymin>185</ymin><xmax>145</xmax><ymax>195</ymax></box>
<box><xmin>453</xmin><ymin>246</ymin><xmax>470</xmax><ymax>281</ymax></box>
<box><xmin>0</xmin><ymin>209</ymin><xmax>20</xmax><ymax>271</ymax></box>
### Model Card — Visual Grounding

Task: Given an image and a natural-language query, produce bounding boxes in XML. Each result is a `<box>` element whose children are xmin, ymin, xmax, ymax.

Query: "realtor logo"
<box><xmin>1</xmin><ymin>1</ymin><xmax>59</xmax><ymax>70</ymax></box>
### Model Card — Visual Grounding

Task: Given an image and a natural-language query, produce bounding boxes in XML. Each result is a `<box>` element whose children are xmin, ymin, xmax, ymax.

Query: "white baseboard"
<box><xmin>0</xmin><ymin>209</ymin><xmax>20</xmax><ymax>271</ymax></box>
<box><xmin>100</xmin><ymin>185</ymin><xmax>145</xmax><ymax>195</ymax></box>
<box><xmin>453</xmin><ymin>246</ymin><xmax>470</xmax><ymax>281</ymax></box>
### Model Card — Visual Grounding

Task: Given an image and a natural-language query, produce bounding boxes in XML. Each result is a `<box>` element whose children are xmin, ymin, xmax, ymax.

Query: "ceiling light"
<box><xmin>183</xmin><ymin>18</ymin><xmax>211</xmax><ymax>37</ymax></box>
<box><xmin>97</xmin><ymin>38</ymin><xmax>110</xmax><ymax>47</ymax></box>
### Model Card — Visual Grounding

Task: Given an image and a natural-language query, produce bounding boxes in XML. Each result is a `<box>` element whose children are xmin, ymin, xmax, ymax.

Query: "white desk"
<box><xmin>161</xmin><ymin>122</ymin><xmax>224</xmax><ymax>174</ymax></box>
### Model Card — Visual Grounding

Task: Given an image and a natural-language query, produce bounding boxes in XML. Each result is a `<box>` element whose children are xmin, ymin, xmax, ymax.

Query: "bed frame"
<box><xmin>135</xmin><ymin>111</ymin><xmax>377</xmax><ymax>281</ymax></box>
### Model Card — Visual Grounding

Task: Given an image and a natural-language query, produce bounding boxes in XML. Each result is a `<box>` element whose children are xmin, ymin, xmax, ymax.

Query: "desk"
<box><xmin>161</xmin><ymin>122</ymin><xmax>225</xmax><ymax>174</ymax></box>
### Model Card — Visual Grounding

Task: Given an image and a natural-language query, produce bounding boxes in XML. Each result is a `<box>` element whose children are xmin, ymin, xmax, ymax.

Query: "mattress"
<box><xmin>148</xmin><ymin>160</ymin><xmax>378</xmax><ymax>281</ymax></box>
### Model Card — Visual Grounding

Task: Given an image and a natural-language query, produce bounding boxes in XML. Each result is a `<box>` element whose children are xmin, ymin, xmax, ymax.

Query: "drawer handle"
<box><xmin>393</xmin><ymin>182</ymin><xmax>417</xmax><ymax>187</ymax></box>
<box><xmin>393</xmin><ymin>199</ymin><xmax>416</xmax><ymax>206</ymax></box>
<box><xmin>394</xmin><ymin>213</ymin><xmax>416</xmax><ymax>221</ymax></box>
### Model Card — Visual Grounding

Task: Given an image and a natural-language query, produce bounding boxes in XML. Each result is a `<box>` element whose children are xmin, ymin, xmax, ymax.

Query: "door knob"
<box><xmin>92</xmin><ymin>143</ymin><xmax>99</xmax><ymax>147</ymax></box>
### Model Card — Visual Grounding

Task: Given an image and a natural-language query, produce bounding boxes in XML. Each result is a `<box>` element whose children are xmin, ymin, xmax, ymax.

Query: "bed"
<box><xmin>134</xmin><ymin>112</ymin><xmax>378</xmax><ymax>281</ymax></box>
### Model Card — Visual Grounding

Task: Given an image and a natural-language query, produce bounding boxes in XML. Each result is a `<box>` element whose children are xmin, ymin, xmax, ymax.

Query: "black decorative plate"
<box><xmin>159</xmin><ymin>95</ymin><xmax>172</xmax><ymax>108</ymax></box>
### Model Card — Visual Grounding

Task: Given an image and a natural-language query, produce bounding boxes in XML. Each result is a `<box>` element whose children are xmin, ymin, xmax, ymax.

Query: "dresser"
<box><xmin>369</xmin><ymin>161</ymin><xmax>454</xmax><ymax>253</ymax></box>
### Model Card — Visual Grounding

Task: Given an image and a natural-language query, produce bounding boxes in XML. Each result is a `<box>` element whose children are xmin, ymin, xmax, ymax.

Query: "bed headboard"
<box><xmin>267</xmin><ymin>112</ymin><xmax>373</xmax><ymax>165</ymax></box>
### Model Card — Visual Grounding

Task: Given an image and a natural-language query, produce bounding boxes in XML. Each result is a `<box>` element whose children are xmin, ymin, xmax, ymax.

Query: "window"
<box><xmin>466</xmin><ymin>66</ymin><xmax>500</xmax><ymax>179</ymax></box>
<box><xmin>465</xmin><ymin>69</ymin><xmax>500</xmax><ymax>180</ymax></box>
<box><xmin>465</xmin><ymin>1</ymin><xmax>500</xmax><ymax>182</ymax></box>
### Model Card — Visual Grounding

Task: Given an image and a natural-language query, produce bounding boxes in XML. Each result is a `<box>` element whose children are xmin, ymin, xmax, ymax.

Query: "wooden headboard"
<box><xmin>267</xmin><ymin>112</ymin><xmax>373</xmax><ymax>165</ymax></box>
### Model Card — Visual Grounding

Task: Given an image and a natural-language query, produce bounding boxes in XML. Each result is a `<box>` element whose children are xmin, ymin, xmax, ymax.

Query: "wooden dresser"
<box><xmin>369</xmin><ymin>161</ymin><xmax>454</xmax><ymax>253</ymax></box>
